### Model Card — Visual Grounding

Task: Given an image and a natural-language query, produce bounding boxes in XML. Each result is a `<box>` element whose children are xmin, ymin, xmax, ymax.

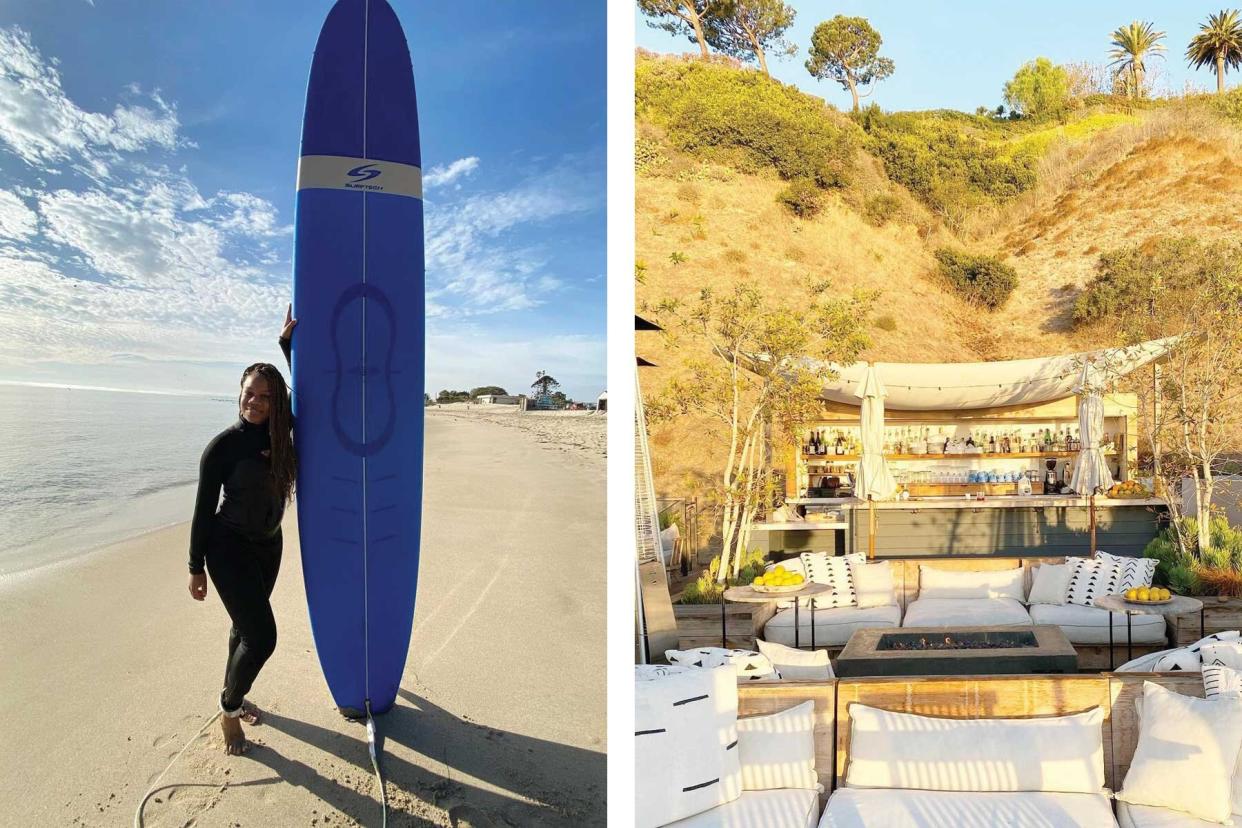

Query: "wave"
<box><xmin>131</xmin><ymin>478</ymin><xmax>199</xmax><ymax>499</ymax></box>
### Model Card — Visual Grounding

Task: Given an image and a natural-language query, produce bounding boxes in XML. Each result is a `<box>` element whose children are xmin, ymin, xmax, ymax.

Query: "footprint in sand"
<box><xmin>151</xmin><ymin>733</ymin><xmax>174</xmax><ymax>749</ymax></box>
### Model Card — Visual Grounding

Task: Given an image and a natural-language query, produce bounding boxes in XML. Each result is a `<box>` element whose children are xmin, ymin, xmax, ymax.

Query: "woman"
<box><xmin>187</xmin><ymin>306</ymin><xmax>297</xmax><ymax>755</ymax></box>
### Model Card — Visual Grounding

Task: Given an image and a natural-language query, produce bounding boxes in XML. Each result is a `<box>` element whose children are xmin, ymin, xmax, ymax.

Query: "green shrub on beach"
<box><xmin>637</xmin><ymin>57</ymin><xmax>858</xmax><ymax>189</ymax></box>
<box><xmin>862</xmin><ymin>193</ymin><xmax>902</xmax><ymax>226</ymax></box>
<box><xmin>933</xmin><ymin>247</ymin><xmax>1018</xmax><ymax>309</ymax></box>
<box><xmin>1144</xmin><ymin>516</ymin><xmax>1242</xmax><ymax>596</ymax></box>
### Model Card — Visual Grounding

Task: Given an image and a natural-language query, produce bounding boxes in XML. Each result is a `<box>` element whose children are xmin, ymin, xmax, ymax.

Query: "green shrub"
<box><xmin>933</xmin><ymin>247</ymin><xmax>1018</xmax><ymax>309</ymax></box>
<box><xmin>1211</xmin><ymin>87</ymin><xmax>1242</xmax><ymax>124</ymax></box>
<box><xmin>1144</xmin><ymin>516</ymin><xmax>1242</xmax><ymax>596</ymax></box>
<box><xmin>874</xmin><ymin>314</ymin><xmax>898</xmax><ymax>331</ymax></box>
<box><xmin>1073</xmin><ymin>237</ymin><xmax>1200</xmax><ymax>327</ymax></box>
<box><xmin>637</xmin><ymin>56</ymin><xmax>857</xmax><ymax>189</ymax></box>
<box><xmin>858</xmin><ymin>108</ymin><xmax>1038</xmax><ymax>225</ymax></box>
<box><xmin>776</xmin><ymin>178</ymin><xmax>823</xmax><ymax>218</ymax></box>
<box><xmin>679</xmin><ymin>549</ymin><xmax>767</xmax><ymax>604</ymax></box>
<box><xmin>862</xmin><ymin>193</ymin><xmax>902</xmax><ymax>226</ymax></box>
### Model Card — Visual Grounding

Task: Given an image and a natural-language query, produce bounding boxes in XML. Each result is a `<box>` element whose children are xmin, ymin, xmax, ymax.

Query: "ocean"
<box><xmin>0</xmin><ymin>384</ymin><xmax>238</xmax><ymax>578</ymax></box>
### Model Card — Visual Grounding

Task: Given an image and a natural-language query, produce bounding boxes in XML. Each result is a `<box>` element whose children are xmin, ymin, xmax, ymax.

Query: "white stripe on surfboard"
<box><xmin>297</xmin><ymin>154</ymin><xmax>423</xmax><ymax>199</ymax></box>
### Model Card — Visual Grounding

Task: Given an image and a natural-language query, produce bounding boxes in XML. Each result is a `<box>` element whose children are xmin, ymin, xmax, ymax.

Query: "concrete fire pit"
<box><xmin>835</xmin><ymin>625</ymin><xmax>1078</xmax><ymax>677</ymax></box>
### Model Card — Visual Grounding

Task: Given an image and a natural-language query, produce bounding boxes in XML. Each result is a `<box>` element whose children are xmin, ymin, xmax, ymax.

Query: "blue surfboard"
<box><xmin>292</xmin><ymin>0</ymin><xmax>423</xmax><ymax>718</ymax></box>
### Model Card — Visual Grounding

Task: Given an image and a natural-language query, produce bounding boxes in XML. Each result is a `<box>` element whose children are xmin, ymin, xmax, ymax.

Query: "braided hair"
<box><xmin>239</xmin><ymin>362</ymin><xmax>297</xmax><ymax>504</ymax></box>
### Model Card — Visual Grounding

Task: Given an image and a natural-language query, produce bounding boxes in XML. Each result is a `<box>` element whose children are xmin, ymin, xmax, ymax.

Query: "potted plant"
<box><xmin>672</xmin><ymin>549</ymin><xmax>773</xmax><ymax>650</ymax></box>
<box><xmin>1145</xmin><ymin>516</ymin><xmax>1242</xmax><ymax>645</ymax></box>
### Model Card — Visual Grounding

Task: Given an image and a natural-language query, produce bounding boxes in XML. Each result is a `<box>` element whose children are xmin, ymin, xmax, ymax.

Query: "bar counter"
<box><xmin>755</xmin><ymin>496</ymin><xmax>1167</xmax><ymax>559</ymax></box>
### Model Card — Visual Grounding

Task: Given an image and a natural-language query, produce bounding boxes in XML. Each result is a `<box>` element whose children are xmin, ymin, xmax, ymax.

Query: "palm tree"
<box><xmin>1109</xmin><ymin>20</ymin><xmax>1167</xmax><ymax>98</ymax></box>
<box><xmin>1187</xmin><ymin>10</ymin><xmax>1242</xmax><ymax>94</ymax></box>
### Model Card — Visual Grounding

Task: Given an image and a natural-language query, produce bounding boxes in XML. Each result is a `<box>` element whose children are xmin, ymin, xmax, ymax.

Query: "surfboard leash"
<box><xmin>365</xmin><ymin>698</ymin><xmax>388</xmax><ymax>827</ymax></box>
<box><xmin>132</xmin><ymin>709</ymin><xmax>223</xmax><ymax>828</ymax></box>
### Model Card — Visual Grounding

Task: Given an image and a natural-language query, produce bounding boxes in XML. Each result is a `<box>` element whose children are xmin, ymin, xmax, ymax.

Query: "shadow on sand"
<box><xmin>247</xmin><ymin>687</ymin><xmax>605</xmax><ymax>826</ymax></box>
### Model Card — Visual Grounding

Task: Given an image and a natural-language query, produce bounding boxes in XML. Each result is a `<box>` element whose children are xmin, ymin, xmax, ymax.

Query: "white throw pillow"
<box><xmin>1027</xmin><ymin>563</ymin><xmax>1071</xmax><ymax>605</ymax></box>
<box><xmin>1205</xmin><ymin>663</ymin><xmax>1242</xmax><ymax>698</ymax></box>
<box><xmin>1203</xmin><ymin>642</ymin><xmax>1242</xmax><ymax>670</ymax></box>
<box><xmin>755</xmin><ymin>639</ymin><xmax>834</xmax><ymax>681</ymax></box>
<box><xmin>634</xmin><ymin>665</ymin><xmax>743</xmax><ymax>828</ymax></box>
<box><xmin>844</xmin><ymin>704</ymin><xmax>1105</xmax><ymax>794</ymax></box>
<box><xmin>665</xmin><ymin>647</ymin><xmax>781</xmax><ymax>682</ymax></box>
<box><xmin>799</xmin><ymin>551</ymin><xmax>863</xmax><ymax>608</ymax></box>
<box><xmin>1152</xmin><ymin>632</ymin><xmax>1242</xmax><ymax>672</ymax></box>
<box><xmin>736</xmin><ymin>700</ymin><xmax>821</xmax><ymax>792</ymax></box>
<box><xmin>1095</xmin><ymin>551</ymin><xmax>1157</xmax><ymax>589</ymax></box>
<box><xmin>917</xmin><ymin>565</ymin><xmax>1024</xmax><ymax>601</ymax></box>
<box><xmin>1117</xmin><ymin>681</ymin><xmax>1242</xmax><ymax>823</ymax></box>
<box><xmin>1065</xmin><ymin>557</ymin><xmax>1122</xmax><ymax>607</ymax></box>
<box><xmin>852</xmin><ymin>561</ymin><xmax>895</xmax><ymax>608</ymax></box>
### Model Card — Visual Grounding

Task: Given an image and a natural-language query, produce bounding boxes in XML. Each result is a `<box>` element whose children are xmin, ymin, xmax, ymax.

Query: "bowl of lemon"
<box><xmin>1123</xmin><ymin>586</ymin><xmax>1174</xmax><ymax>605</ymax></box>
<box><xmin>751</xmin><ymin>565</ymin><xmax>806</xmax><ymax>593</ymax></box>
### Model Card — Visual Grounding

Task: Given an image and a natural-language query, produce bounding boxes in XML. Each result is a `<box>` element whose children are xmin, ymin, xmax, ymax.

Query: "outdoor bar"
<box><xmin>753</xmin><ymin>340</ymin><xmax>1174</xmax><ymax>559</ymax></box>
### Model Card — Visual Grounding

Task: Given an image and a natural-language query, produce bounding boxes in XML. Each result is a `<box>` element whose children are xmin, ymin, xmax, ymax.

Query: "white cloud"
<box><xmin>0</xmin><ymin>26</ymin><xmax>181</xmax><ymax>176</ymax></box>
<box><xmin>424</xmin><ymin>155</ymin><xmax>478</xmax><ymax>189</ymax></box>
<box><xmin>425</xmin><ymin>171</ymin><xmax>597</xmax><ymax>316</ymax></box>
<box><xmin>0</xmin><ymin>189</ymin><xmax>37</xmax><ymax>238</ymax></box>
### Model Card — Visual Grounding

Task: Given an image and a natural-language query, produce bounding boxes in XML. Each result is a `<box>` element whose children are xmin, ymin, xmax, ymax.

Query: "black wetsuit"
<box><xmin>188</xmin><ymin>339</ymin><xmax>291</xmax><ymax>714</ymax></box>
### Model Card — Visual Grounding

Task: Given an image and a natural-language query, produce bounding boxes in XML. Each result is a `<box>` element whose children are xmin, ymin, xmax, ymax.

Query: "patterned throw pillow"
<box><xmin>1202</xmin><ymin>642</ymin><xmax>1242</xmax><ymax>670</ymax></box>
<box><xmin>799</xmin><ymin>551</ymin><xmax>863</xmax><ymax>609</ymax></box>
<box><xmin>1065</xmin><ymin>553</ymin><xmax>1156</xmax><ymax>607</ymax></box>
<box><xmin>636</xmin><ymin>664</ymin><xmax>693</xmax><ymax>681</ymax></box>
<box><xmin>1095</xmin><ymin>551</ymin><xmax>1157</xmax><ymax>589</ymax></box>
<box><xmin>1203</xmin><ymin>663</ymin><xmax>1242</xmax><ymax>697</ymax></box>
<box><xmin>665</xmin><ymin>648</ymin><xmax>781</xmax><ymax>682</ymax></box>
<box><xmin>1152</xmin><ymin>631</ymin><xmax>1242</xmax><ymax>672</ymax></box>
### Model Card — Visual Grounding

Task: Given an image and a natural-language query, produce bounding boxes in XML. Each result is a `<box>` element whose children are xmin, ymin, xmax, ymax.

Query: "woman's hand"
<box><xmin>280</xmin><ymin>303</ymin><xmax>297</xmax><ymax>340</ymax></box>
<box><xmin>189</xmin><ymin>573</ymin><xmax>208</xmax><ymax>601</ymax></box>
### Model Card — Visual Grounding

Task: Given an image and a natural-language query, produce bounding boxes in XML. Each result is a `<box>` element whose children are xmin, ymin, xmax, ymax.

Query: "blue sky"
<box><xmin>637</xmin><ymin>1</ymin><xmax>1240</xmax><ymax>111</ymax></box>
<box><xmin>0</xmin><ymin>0</ymin><xmax>605</xmax><ymax>400</ymax></box>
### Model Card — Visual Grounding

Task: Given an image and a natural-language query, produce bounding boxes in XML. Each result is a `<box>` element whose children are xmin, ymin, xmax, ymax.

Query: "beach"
<box><xmin>0</xmin><ymin>408</ymin><xmax>606</xmax><ymax>826</ymax></box>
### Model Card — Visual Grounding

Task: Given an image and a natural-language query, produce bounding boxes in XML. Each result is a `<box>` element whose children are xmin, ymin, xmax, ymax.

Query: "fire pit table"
<box><xmin>835</xmin><ymin>625</ymin><xmax>1078</xmax><ymax>677</ymax></box>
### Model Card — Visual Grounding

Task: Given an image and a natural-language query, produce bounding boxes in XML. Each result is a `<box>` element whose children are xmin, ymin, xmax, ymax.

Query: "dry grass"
<box><xmin>1196</xmin><ymin>567</ymin><xmax>1242</xmax><ymax>598</ymax></box>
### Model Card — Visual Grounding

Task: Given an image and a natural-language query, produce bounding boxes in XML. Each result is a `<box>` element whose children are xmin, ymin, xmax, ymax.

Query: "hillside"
<box><xmin>635</xmin><ymin>54</ymin><xmax>1242</xmax><ymax>505</ymax></box>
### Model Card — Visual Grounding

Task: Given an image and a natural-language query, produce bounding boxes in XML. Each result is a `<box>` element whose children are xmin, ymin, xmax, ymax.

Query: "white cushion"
<box><xmin>1116</xmin><ymin>801</ymin><xmax>1222</xmax><ymax>828</ymax></box>
<box><xmin>1204</xmin><ymin>663</ymin><xmax>1242</xmax><ymax>698</ymax></box>
<box><xmin>852</xmin><ymin>562</ymin><xmax>895</xmax><ymax>609</ymax></box>
<box><xmin>736</xmin><ymin>700</ymin><xmax>820</xmax><ymax>791</ymax></box>
<box><xmin>1136</xmin><ymin>687</ymin><xmax>1242</xmax><ymax>818</ymax></box>
<box><xmin>819</xmin><ymin>789</ymin><xmax>1117</xmax><ymax>827</ymax></box>
<box><xmin>917</xmin><ymin>565</ymin><xmax>1025</xmax><ymax>600</ymax></box>
<box><xmin>1116</xmin><ymin>681</ymin><xmax>1242</xmax><ymax>823</ymax></box>
<box><xmin>1028</xmin><ymin>563</ymin><xmax>1072</xmax><ymax>605</ymax></box>
<box><xmin>901</xmin><ymin>597</ymin><xmax>1032</xmax><ymax>628</ymax></box>
<box><xmin>1202</xmin><ymin>642</ymin><xmax>1242</xmax><ymax>670</ymax></box>
<box><xmin>800</xmin><ymin>552</ymin><xmax>864</xmax><ymax>608</ymax></box>
<box><xmin>666</xmin><ymin>648</ymin><xmax>781</xmax><ymax>682</ymax></box>
<box><xmin>1097</xmin><ymin>551</ymin><xmax>1158</xmax><ymax>588</ymax></box>
<box><xmin>1066</xmin><ymin>553</ymin><xmax>1155</xmax><ymax>607</ymax></box>
<box><xmin>667</xmin><ymin>789</ymin><xmax>820</xmax><ymax>828</ymax></box>
<box><xmin>765</xmin><ymin>604</ymin><xmax>902</xmax><ymax>648</ymax></box>
<box><xmin>635</xmin><ymin>666</ymin><xmax>743</xmax><ymax>828</ymax></box>
<box><xmin>637</xmin><ymin>664</ymin><xmax>695</xmax><ymax>681</ymax></box>
<box><xmin>844</xmin><ymin>704</ymin><xmax>1105</xmax><ymax>793</ymax></box>
<box><xmin>755</xmin><ymin>639</ymin><xmax>834</xmax><ymax>681</ymax></box>
<box><xmin>1029</xmin><ymin>602</ymin><xmax>1167</xmax><ymax>644</ymax></box>
<box><xmin>1152</xmin><ymin>632</ymin><xmax>1242</xmax><ymax>672</ymax></box>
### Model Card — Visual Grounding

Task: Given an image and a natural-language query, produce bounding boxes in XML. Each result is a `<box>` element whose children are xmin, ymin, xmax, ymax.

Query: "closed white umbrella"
<box><xmin>1070</xmin><ymin>359</ymin><xmax>1115</xmax><ymax>553</ymax></box>
<box><xmin>855</xmin><ymin>364</ymin><xmax>896</xmax><ymax>560</ymax></box>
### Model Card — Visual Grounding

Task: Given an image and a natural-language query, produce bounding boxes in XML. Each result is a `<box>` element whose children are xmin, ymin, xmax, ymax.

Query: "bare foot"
<box><xmin>240</xmin><ymin>700</ymin><xmax>262</xmax><ymax>726</ymax></box>
<box><xmin>221</xmin><ymin>714</ymin><xmax>249</xmax><ymax>755</ymax></box>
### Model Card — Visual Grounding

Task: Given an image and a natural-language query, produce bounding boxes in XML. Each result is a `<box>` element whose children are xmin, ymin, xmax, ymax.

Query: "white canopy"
<box><xmin>796</xmin><ymin>338</ymin><xmax>1176</xmax><ymax>411</ymax></box>
<box><xmin>855</xmin><ymin>365</ymin><xmax>898</xmax><ymax>501</ymax></box>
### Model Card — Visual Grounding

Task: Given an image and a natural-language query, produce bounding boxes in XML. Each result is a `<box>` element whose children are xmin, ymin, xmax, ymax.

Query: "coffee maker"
<box><xmin>1043</xmin><ymin>458</ymin><xmax>1061</xmax><ymax>494</ymax></box>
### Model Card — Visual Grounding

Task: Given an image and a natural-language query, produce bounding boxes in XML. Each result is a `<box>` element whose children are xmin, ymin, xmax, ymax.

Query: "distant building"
<box><xmin>477</xmin><ymin>394</ymin><xmax>519</xmax><ymax>405</ymax></box>
<box><xmin>597</xmin><ymin>391</ymin><xmax>608</xmax><ymax>412</ymax></box>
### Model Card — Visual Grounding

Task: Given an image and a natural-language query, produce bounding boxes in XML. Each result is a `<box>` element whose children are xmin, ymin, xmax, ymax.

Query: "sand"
<box><xmin>0</xmin><ymin>409</ymin><xmax>606</xmax><ymax>827</ymax></box>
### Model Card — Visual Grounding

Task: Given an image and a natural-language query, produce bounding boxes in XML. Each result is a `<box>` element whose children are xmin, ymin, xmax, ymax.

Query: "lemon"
<box><xmin>773</xmin><ymin>565</ymin><xmax>787</xmax><ymax>575</ymax></box>
<box><xmin>753</xmin><ymin>575</ymin><xmax>766</xmax><ymax>586</ymax></box>
<box><xmin>1138</xmin><ymin>587</ymin><xmax>1151</xmax><ymax>601</ymax></box>
<box><xmin>1125</xmin><ymin>588</ymin><xmax>1137</xmax><ymax>601</ymax></box>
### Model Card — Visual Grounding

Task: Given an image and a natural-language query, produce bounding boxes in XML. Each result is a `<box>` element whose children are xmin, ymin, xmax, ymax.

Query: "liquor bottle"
<box><xmin>1043</xmin><ymin>428</ymin><xmax>1052</xmax><ymax>448</ymax></box>
<box><xmin>988</xmin><ymin>433</ymin><xmax>997</xmax><ymax>454</ymax></box>
<box><xmin>1002</xmin><ymin>433</ymin><xmax>1011</xmax><ymax>454</ymax></box>
<box><xmin>835</xmin><ymin>432</ymin><xmax>845</xmax><ymax>455</ymax></box>
<box><xmin>966</xmin><ymin>431</ymin><xmax>976</xmax><ymax>448</ymax></box>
